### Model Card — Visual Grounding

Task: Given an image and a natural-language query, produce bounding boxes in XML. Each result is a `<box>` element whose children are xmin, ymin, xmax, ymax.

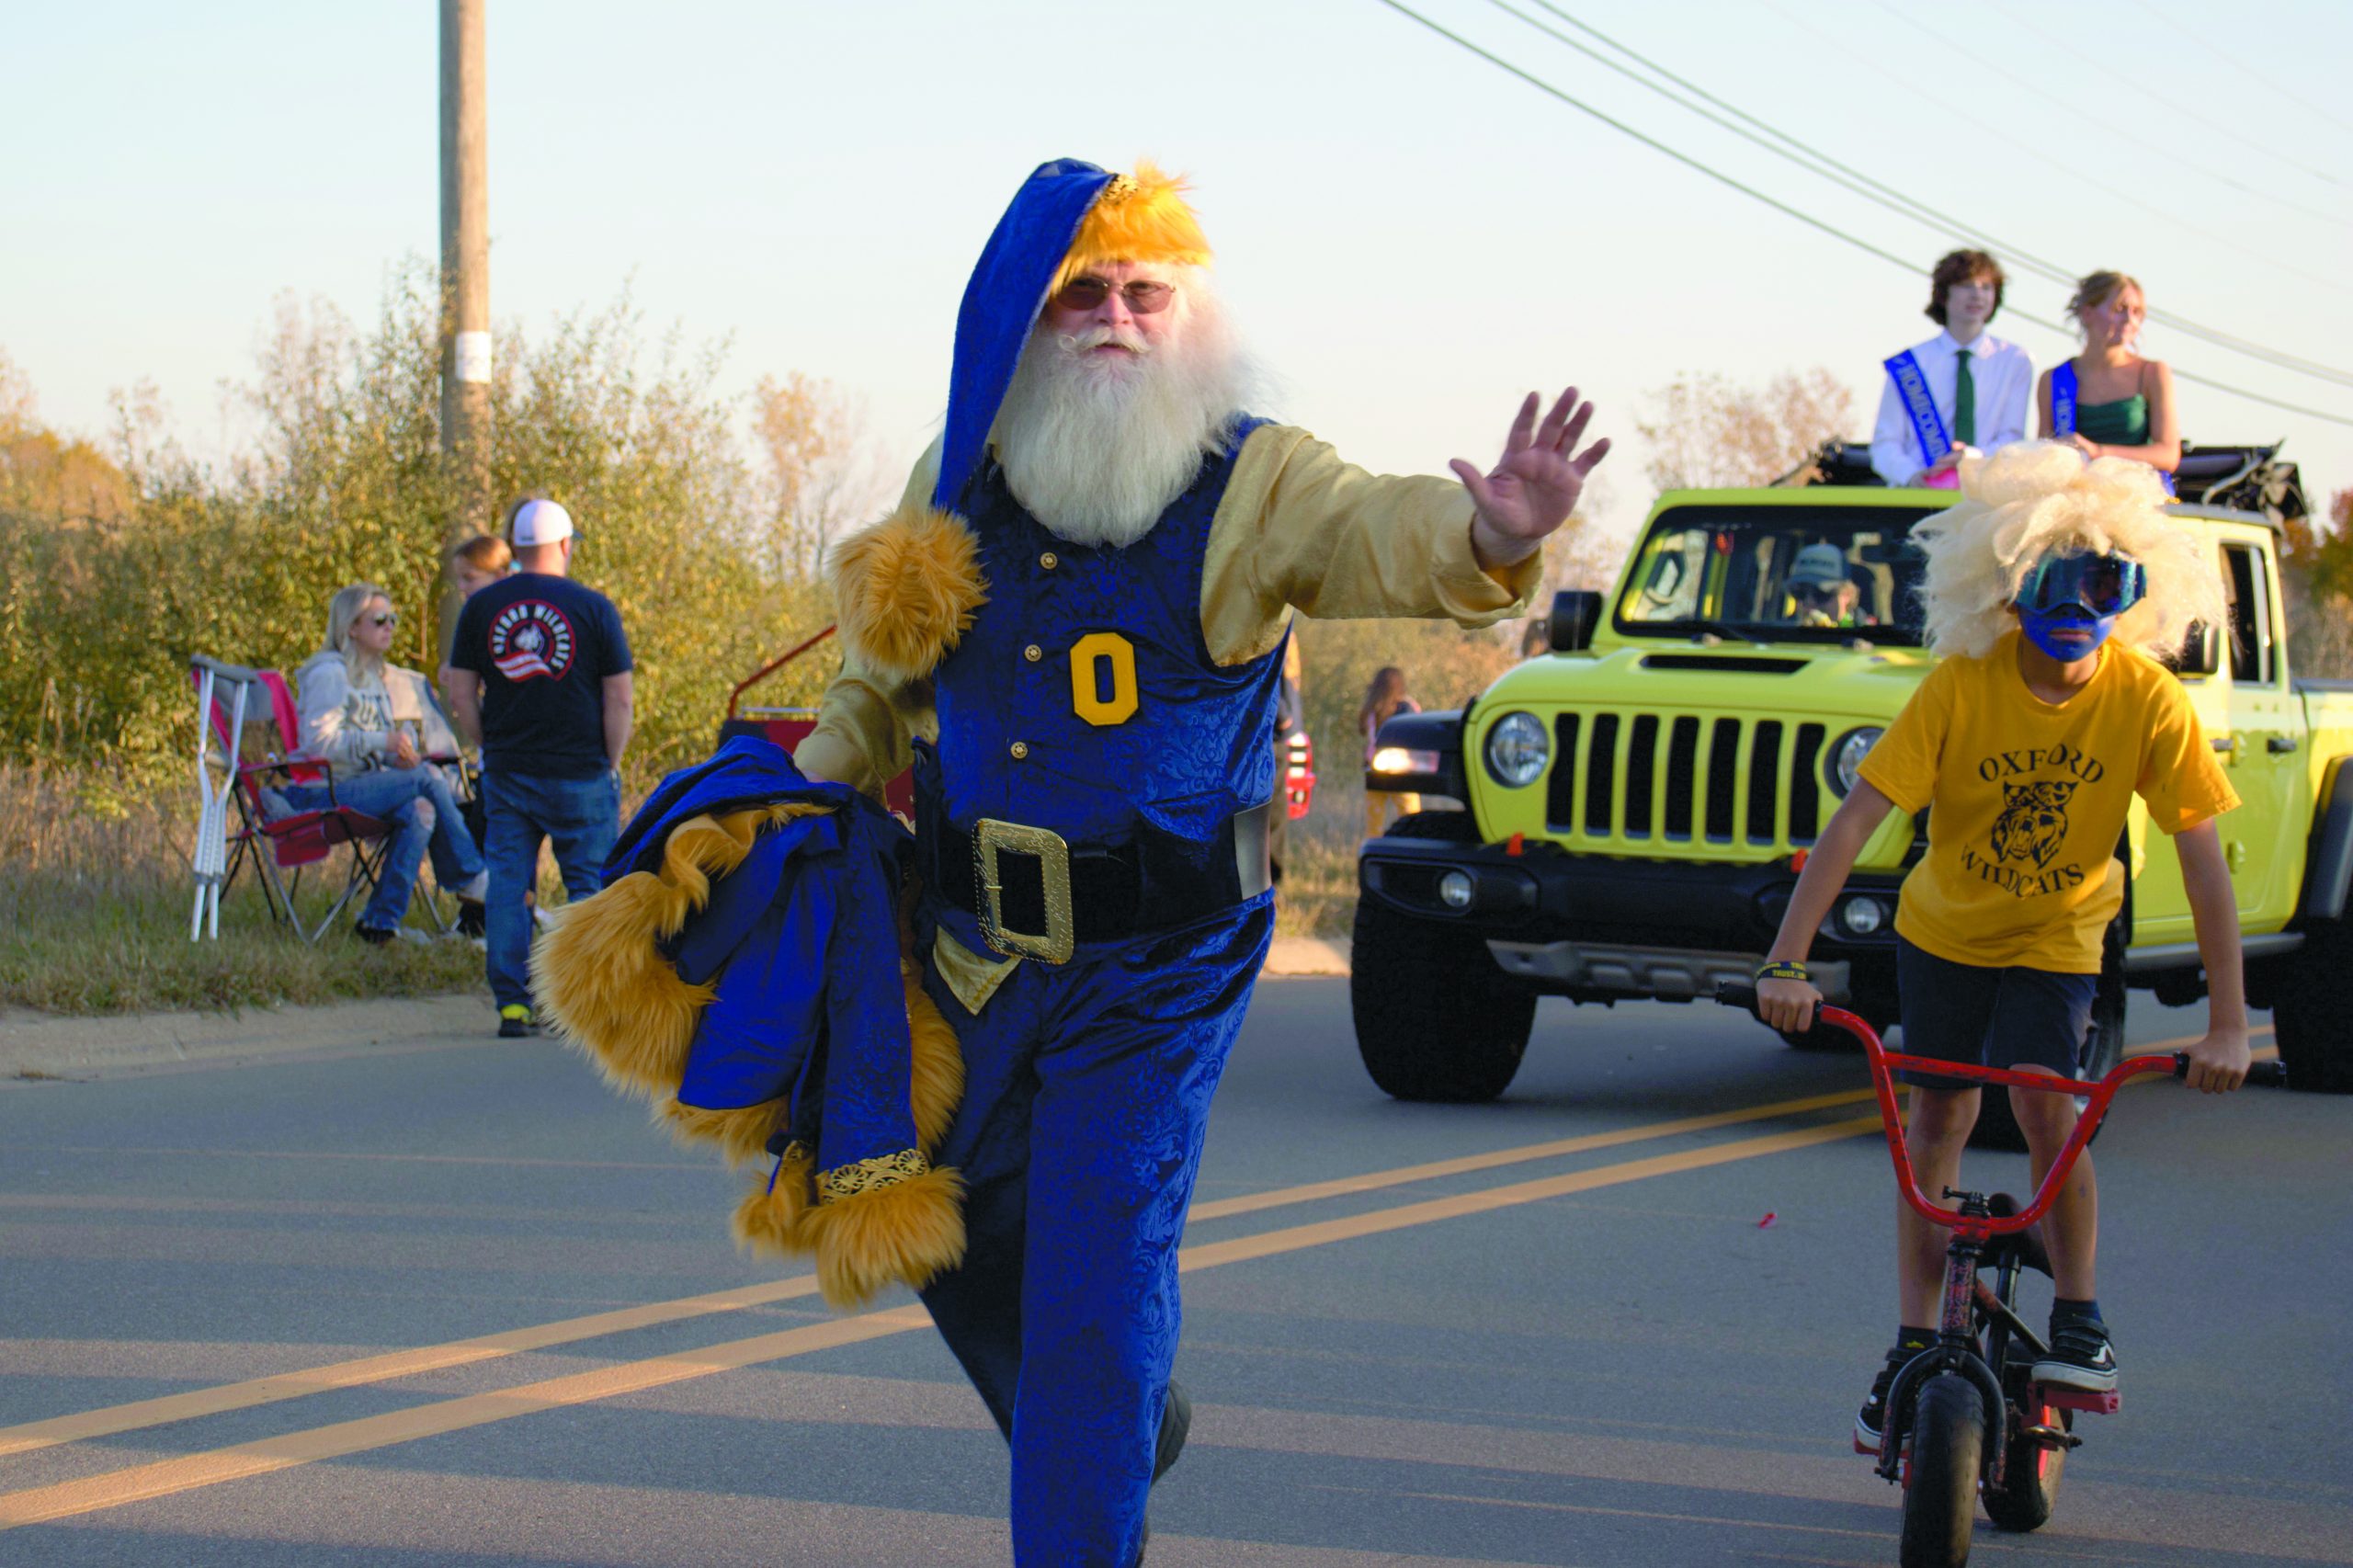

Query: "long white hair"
<box><xmin>991</xmin><ymin>267</ymin><xmax>1256</xmax><ymax>548</ymax></box>
<box><xmin>1912</xmin><ymin>442</ymin><xmax>2224</xmax><ymax>660</ymax></box>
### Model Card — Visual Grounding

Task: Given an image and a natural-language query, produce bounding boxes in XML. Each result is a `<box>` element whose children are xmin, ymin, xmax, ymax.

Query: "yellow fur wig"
<box><xmin>1914</xmin><ymin>442</ymin><xmax>2227</xmax><ymax>661</ymax></box>
<box><xmin>1050</xmin><ymin>159</ymin><xmax>1212</xmax><ymax>294</ymax></box>
<box><xmin>535</xmin><ymin>804</ymin><xmax>965</xmax><ymax>1310</ymax></box>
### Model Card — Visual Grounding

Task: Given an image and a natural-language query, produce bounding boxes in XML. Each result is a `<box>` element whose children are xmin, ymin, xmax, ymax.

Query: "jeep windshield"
<box><xmin>1613</xmin><ymin>504</ymin><xmax>1939</xmax><ymax>646</ymax></box>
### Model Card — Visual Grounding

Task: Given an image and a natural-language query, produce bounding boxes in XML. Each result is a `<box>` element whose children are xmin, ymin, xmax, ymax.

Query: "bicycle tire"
<box><xmin>1983</xmin><ymin>1389</ymin><xmax>2068</xmax><ymax>1533</ymax></box>
<box><xmin>1902</xmin><ymin>1373</ymin><xmax>1984</xmax><ymax>1568</ymax></box>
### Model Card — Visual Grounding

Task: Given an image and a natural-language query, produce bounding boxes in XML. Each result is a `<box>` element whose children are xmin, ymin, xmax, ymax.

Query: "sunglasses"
<box><xmin>2018</xmin><ymin>551</ymin><xmax>2145</xmax><ymax>618</ymax></box>
<box><xmin>367</xmin><ymin>612</ymin><xmax>399</xmax><ymax>629</ymax></box>
<box><xmin>1051</xmin><ymin>277</ymin><xmax>1176</xmax><ymax>315</ymax></box>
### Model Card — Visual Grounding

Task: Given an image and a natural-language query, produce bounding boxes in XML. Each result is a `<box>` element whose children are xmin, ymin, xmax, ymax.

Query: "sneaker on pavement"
<box><xmin>1857</xmin><ymin>1343</ymin><xmax>1922</xmax><ymax>1452</ymax></box>
<box><xmin>2033</xmin><ymin>1317</ymin><xmax>2119</xmax><ymax>1392</ymax></box>
<box><xmin>497</xmin><ymin>1006</ymin><xmax>539</xmax><ymax>1040</ymax></box>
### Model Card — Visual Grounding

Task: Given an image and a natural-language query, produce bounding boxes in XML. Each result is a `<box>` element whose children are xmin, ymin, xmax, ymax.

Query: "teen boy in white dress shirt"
<box><xmin>1870</xmin><ymin>249</ymin><xmax>2032</xmax><ymax>488</ymax></box>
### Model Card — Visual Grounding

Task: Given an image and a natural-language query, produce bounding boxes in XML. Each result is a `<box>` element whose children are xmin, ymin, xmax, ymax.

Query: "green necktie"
<box><xmin>1953</xmin><ymin>347</ymin><xmax>1976</xmax><ymax>447</ymax></box>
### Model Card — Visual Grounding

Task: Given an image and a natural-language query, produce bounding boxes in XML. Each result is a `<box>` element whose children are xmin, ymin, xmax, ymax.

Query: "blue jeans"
<box><xmin>482</xmin><ymin>768</ymin><xmax>620</xmax><ymax>1009</ymax></box>
<box><xmin>284</xmin><ymin>766</ymin><xmax>483</xmax><ymax>934</ymax></box>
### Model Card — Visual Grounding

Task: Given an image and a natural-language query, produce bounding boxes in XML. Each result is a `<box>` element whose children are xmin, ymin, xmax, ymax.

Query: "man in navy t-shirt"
<box><xmin>447</xmin><ymin>496</ymin><xmax>635</xmax><ymax>1037</ymax></box>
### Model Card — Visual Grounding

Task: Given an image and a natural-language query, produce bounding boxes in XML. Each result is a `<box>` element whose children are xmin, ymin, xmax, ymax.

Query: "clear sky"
<box><xmin>5</xmin><ymin>0</ymin><xmax>2348</xmax><ymax>544</ymax></box>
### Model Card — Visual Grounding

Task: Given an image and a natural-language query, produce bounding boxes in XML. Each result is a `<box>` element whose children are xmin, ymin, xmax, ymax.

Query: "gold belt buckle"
<box><xmin>972</xmin><ymin>818</ymin><xmax>1075</xmax><ymax>964</ymax></box>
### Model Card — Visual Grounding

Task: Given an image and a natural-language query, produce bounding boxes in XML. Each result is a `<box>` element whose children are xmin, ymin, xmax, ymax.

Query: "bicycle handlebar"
<box><xmin>1714</xmin><ymin>981</ymin><xmax>2285</xmax><ymax>1090</ymax></box>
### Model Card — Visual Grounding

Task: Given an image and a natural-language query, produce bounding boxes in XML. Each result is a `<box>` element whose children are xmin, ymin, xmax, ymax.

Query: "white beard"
<box><xmin>991</xmin><ymin>288</ymin><xmax>1251</xmax><ymax>549</ymax></box>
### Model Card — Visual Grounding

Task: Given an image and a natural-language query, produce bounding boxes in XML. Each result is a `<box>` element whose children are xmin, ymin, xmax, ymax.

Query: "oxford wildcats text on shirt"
<box><xmin>451</xmin><ymin>573</ymin><xmax>633</xmax><ymax>778</ymax></box>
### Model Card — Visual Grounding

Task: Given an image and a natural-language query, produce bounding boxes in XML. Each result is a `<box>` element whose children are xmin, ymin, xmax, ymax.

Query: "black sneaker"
<box><xmin>2033</xmin><ymin>1317</ymin><xmax>2119</xmax><ymax>1392</ymax></box>
<box><xmin>497</xmin><ymin>1006</ymin><xmax>539</xmax><ymax>1040</ymax></box>
<box><xmin>1857</xmin><ymin>1344</ymin><xmax>1920</xmax><ymax>1452</ymax></box>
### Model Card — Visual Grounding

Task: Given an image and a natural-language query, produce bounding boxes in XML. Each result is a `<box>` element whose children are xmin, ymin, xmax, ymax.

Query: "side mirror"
<box><xmin>1548</xmin><ymin>589</ymin><xmax>1604</xmax><ymax>653</ymax></box>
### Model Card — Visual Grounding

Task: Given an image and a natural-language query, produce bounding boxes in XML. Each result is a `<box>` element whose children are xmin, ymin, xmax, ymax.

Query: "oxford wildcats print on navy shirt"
<box><xmin>453</xmin><ymin>573</ymin><xmax>633</xmax><ymax>779</ymax></box>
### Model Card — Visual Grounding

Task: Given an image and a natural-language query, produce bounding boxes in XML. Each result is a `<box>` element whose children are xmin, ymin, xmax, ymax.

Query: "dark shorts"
<box><xmin>1895</xmin><ymin>936</ymin><xmax>2096</xmax><ymax>1091</ymax></box>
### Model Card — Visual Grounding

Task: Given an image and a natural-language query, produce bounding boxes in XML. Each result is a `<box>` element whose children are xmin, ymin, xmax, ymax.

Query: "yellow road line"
<box><xmin>0</xmin><ymin>1085</ymin><xmax>1874</xmax><ymax>1460</ymax></box>
<box><xmin>0</xmin><ymin>1277</ymin><xmax>823</xmax><ymax>1460</ymax></box>
<box><xmin>0</xmin><ymin>1112</ymin><xmax>1881</xmax><ymax>1530</ymax></box>
<box><xmin>0</xmin><ymin>1309</ymin><xmax>927</xmax><ymax>1529</ymax></box>
<box><xmin>2</xmin><ymin>1026</ymin><xmax>2258</xmax><ymax>1463</ymax></box>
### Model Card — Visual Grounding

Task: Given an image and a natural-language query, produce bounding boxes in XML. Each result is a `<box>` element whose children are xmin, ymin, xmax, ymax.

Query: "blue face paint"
<box><xmin>2018</xmin><ymin>605</ymin><xmax>2118</xmax><ymax>663</ymax></box>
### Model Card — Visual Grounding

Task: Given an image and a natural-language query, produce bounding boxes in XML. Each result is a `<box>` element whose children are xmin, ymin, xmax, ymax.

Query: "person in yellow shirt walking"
<box><xmin>1753</xmin><ymin>443</ymin><xmax>2251</xmax><ymax>1450</ymax></box>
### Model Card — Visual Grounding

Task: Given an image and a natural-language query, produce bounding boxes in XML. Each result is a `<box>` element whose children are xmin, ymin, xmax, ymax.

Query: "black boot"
<box><xmin>1137</xmin><ymin>1381</ymin><xmax>1191</xmax><ymax>1565</ymax></box>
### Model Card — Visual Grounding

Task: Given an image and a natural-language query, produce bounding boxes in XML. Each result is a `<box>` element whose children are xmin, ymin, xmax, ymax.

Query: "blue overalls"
<box><xmin>916</xmin><ymin>419</ymin><xmax>1280</xmax><ymax>1566</ymax></box>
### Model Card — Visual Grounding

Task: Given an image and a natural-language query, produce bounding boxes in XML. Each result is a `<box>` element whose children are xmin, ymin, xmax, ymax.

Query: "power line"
<box><xmin>1498</xmin><ymin>0</ymin><xmax>2353</xmax><ymax>391</ymax></box>
<box><xmin>1866</xmin><ymin>0</ymin><xmax>2342</xmax><ymax>225</ymax></box>
<box><xmin>2131</xmin><ymin>0</ymin><xmax>2353</xmax><ymax>141</ymax></box>
<box><xmin>1370</xmin><ymin>0</ymin><xmax>2353</xmax><ymax>429</ymax></box>
<box><xmin>1977</xmin><ymin>0</ymin><xmax>2341</xmax><ymax>191</ymax></box>
<box><xmin>1747</xmin><ymin>0</ymin><xmax>2349</xmax><ymax>299</ymax></box>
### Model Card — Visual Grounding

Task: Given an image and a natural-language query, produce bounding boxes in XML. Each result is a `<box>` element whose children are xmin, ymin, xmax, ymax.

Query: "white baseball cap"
<box><xmin>510</xmin><ymin>498</ymin><xmax>575</xmax><ymax>547</ymax></box>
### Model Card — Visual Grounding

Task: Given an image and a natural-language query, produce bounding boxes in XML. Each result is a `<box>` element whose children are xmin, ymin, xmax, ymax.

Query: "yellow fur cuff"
<box><xmin>831</xmin><ymin>502</ymin><xmax>988</xmax><ymax>684</ymax></box>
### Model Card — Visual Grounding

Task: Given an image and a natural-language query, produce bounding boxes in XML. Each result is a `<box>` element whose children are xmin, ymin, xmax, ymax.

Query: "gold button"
<box><xmin>1023</xmin><ymin>644</ymin><xmax>1042</xmax><ymax>663</ymax></box>
<box><xmin>1040</xmin><ymin>551</ymin><xmax>1058</xmax><ymax>570</ymax></box>
<box><xmin>1009</xmin><ymin>741</ymin><xmax>1030</xmax><ymax>760</ymax></box>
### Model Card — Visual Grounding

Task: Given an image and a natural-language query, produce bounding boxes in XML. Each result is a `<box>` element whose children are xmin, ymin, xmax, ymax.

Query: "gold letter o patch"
<box><xmin>1069</xmin><ymin>632</ymin><xmax>1140</xmax><ymax>727</ymax></box>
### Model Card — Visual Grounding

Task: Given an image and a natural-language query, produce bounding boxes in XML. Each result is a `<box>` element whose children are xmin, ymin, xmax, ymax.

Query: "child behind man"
<box><xmin>1754</xmin><ymin>443</ymin><xmax>2250</xmax><ymax>1449</ymax></box>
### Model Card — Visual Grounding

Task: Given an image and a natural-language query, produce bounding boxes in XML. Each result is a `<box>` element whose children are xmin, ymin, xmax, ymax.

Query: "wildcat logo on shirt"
<box><xmin>1958</xmin><ymin>744</ymin><xmax>2109</xmax><ymax>899</ymax></box>
<box><xmin>486</xmin><ymin>601</ymin><xmax>575</xmax><ymax>683</ymax></box>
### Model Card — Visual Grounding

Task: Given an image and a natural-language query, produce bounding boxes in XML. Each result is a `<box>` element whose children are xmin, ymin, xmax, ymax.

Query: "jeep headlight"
<box><xmin>1828</xmin><ymin>726</ymin><xmax>1883</xmax><ymax>797</ymax></box>
<box><xmin>1483</xmin><ymin>711</ymin><xmax>1550</xmax><ymax>788</ymax></box>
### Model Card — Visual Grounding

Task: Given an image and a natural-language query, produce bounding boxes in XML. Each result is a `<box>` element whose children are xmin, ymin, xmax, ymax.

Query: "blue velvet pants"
<box><xmin>917</xmin><ymin>893</ymin><xmax>1274</xmax><ymax>1567</ymax></box>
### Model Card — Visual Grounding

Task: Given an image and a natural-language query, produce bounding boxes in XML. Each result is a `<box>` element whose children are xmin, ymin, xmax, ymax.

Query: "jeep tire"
<box><xmin>2272</xmin><ymin>915</ymin><xmax>2353</xmax><ymax>1093</ymax></box>
<box><xmin>1352</xmin><ymin>812</ymin><xmax>1538</xmax><ymax>1102</ymax></box>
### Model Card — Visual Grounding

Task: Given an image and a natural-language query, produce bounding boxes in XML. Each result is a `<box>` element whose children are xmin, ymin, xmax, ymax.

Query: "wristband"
<box><xmin>1755</xmin><ymin>960</ymin><xmax>1810</xmax><ymax>983</ymax></box>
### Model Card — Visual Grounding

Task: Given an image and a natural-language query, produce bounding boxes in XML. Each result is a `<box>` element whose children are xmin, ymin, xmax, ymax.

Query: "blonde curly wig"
<box><xmin>1911</xmin><ymin>442</ymin><xmax>2225</xmax><ymax>661</ymax></box>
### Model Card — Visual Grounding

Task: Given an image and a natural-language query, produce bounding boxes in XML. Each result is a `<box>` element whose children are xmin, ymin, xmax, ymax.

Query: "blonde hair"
<box><xmin>2066</xmin><ymin>270</ymin><xmax>2143</xmax><ymax>335</ymax></box>
<box><xmin>322</xmin><ymin>582</ymin><xmax>395</xmax><ymax>679</ymax></box>
<box><xmin>1913</xmin><ymin>442</ymin><xmax>2224</xmax><ymax>661</ymax></box>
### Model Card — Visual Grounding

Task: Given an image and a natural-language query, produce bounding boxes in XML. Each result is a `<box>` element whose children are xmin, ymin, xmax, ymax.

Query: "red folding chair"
<box><xmin>189</xmin><ymin>654</ymin><xmax>399</xmax><ymax>944</ymax></box>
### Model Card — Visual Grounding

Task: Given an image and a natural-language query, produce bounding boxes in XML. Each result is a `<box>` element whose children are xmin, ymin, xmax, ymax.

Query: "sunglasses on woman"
<box><xmin>1051</xmin><ymin>277</ymin><xmax>1176</xmax><ymax>315</ymax></box>
<box><xmin>368</xmin><ymin>612</ymin><xmax>399</xmax><ymax>629</ymax></box>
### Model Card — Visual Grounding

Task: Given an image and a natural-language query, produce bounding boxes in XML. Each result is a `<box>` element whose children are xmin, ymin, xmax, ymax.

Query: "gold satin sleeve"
<box><xmin>1199</xmin><ymin>424</ymin><xmax>1545</xmax><ymax>665</ymax></box>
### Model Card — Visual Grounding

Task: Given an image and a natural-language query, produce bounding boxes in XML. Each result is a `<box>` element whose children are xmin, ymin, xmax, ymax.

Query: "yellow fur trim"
<box><xmin>799</xmin><ymin>1164</ymin><xmax>968</xmax><ymax>1310</ymax></box>
<box><xmin>733</xmin><ymin>1142</ymin><xmax>817</xmax><ymax>1256</ymax></box>
<box><xmin>534</xmin><ymin>802</ymin><xmax>826</xmax><ymax>1106</ymax></box>
<box><xmin>830</xmin><ymin>502</ymin><xmax>988</xmax><ymax>684</ymax></box>
<box><xmin>662</xmin><ymin>1099</ymin><xmax>786</xmax><ymax>1169</ymax></box>
<box><xmin>1051</xmin><ymin>160</ymin><xmax>1212</xmax><ymax>293</ymax></box>
<box><xmin>904</xmin><ymin>963</ymin><xmax>962</xmax><ymax>1153</ymax></box>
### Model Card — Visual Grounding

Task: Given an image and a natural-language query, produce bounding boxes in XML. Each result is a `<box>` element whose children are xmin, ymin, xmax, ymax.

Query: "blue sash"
<box><xmin>2051</xmin><ymin>361</ymin><xmax>2173</xmax><ymax>494</ymax></box>
<box><xmin>1884</xmin><ymin>350</ymin><xmax>1949</xmax><ymax>470</ymax></box>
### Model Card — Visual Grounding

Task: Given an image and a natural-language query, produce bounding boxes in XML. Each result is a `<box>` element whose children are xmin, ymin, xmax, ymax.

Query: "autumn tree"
<box><xmin>2280</xmin><ymin>485</ymin><xmax>2353</xmax><ymax>677</ymax></box>
<box><xmin>1633</xmin><ymin>368</ymin><xmax>1858</xmax><ymax>493</ymax></box>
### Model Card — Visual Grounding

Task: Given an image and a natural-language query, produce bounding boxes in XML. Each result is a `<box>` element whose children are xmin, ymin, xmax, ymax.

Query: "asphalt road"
<box><xmin>1</xmin><ymin>980</ymin><xmax>2346</xmax><ymax>1567</ymax></box>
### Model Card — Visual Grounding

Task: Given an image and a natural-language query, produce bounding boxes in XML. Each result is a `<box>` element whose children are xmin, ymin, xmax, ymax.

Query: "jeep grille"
<box><xmin>1544</xmin><ymin>712</ymin><xmax>1828</xmax><ymax>854</ymax></box>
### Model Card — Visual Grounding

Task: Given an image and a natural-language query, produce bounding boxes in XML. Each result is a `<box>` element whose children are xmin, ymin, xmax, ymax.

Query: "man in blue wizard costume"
<box><xmin>795</xmin><ymin>157</ymin><xmax>1611</xmax><ymax>1565</ymax></box>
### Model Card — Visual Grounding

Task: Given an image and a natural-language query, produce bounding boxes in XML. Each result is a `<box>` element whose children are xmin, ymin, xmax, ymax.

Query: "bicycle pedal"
<box><xmin>2038</xmin><ymin>1385</ymin><xmax>2120</xmax><ymax>1415</ymax></box>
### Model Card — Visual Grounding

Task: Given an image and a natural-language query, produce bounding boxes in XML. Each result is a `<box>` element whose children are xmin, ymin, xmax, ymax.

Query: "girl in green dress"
<box><xmin>2036</xmin><ymin>269</ymin><xmax>2181</xmax><ymax>478</ymax></box>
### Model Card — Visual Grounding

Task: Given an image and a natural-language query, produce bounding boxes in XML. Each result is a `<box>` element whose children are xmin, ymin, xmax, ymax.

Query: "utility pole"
<box><xmin>438</xmin><ymin>0</ymin><xmax>490</xmax><ymax>661</ymax></box>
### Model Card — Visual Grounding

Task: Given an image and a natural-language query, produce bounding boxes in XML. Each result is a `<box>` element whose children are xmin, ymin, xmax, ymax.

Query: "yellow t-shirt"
<box><xmin>1858</xmin><ymin>631</ymin><xmax>2239</xmax><ymax>972</ymax></box>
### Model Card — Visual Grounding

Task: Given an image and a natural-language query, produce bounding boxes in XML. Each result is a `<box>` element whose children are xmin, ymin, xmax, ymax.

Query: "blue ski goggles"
<box><xmin>2017</xmin><ymin>551</ymin><xmax>2146</xmax><ymax>619</ymax></box>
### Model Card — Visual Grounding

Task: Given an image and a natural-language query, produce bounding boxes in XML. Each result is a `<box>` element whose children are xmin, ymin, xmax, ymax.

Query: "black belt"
<box><xmin>926</xmin><ymin>801</ymin><xmax>1273</xmax><ymax>963</ymax></box>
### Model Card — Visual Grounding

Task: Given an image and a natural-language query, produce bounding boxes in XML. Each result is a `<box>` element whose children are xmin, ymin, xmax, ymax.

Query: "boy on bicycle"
<box><xmin>1755</xmin><ymin>443</ymin><xmax>2251</xmax><ymax>1450</ymax></box>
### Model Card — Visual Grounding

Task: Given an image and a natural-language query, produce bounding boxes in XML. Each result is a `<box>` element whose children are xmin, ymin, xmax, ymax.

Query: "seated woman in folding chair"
<box><xmin>291</xmin><ymin>583</ymin><xmax>487</xmax><ymax>945</ymax></box>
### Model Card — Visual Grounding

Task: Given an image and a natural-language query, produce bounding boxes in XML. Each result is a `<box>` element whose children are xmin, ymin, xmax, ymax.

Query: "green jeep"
<box><xmin>1355</xmin><ymin>445</ymin><xmax>2353</xmax><ymax>1118</ymax></box>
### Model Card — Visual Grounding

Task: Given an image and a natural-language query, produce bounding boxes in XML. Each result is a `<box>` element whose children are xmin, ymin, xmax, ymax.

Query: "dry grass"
<box><xmin>0</xmin><ymin>763</ymin><xmax>482</xmax><ymax>1014</ymax></box>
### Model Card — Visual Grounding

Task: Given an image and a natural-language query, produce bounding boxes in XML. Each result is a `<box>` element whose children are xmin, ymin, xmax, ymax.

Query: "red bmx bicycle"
<box><xmin>1718</xmin><ymin>982</ymin><xmax>2283</xmax><ymax>1568</ymax></box>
